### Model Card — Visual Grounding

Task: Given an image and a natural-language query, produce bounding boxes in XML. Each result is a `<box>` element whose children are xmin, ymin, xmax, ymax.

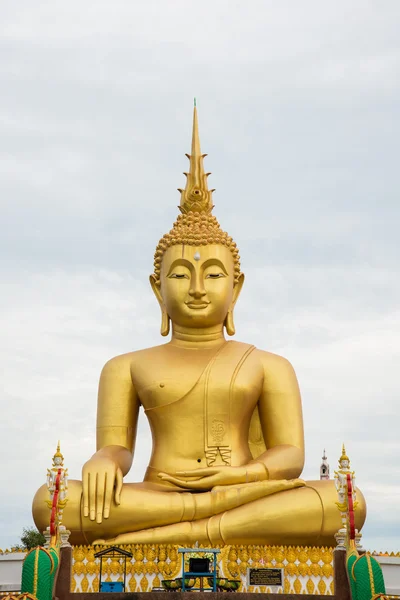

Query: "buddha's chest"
<box><xmin>132</xmin><ymin>350</ymin><xmax>263</xmax><ymax>415</ymax></box>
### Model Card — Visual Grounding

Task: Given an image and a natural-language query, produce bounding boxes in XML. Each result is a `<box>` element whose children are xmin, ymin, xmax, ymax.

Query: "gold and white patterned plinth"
<box><xmin>70</xmin><ymin>544</ymin><xmax>335</xmax><ymax>594</ymax></box>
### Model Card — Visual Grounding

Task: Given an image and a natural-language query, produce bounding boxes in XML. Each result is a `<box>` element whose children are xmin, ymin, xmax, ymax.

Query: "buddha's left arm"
<box><xmin>249</xmin><ymin>352</ymin><xmax>305</xmax><ymax>480</ymax></box>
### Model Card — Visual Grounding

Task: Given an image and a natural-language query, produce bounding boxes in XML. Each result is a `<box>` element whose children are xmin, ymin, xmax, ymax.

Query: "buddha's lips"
<box><xmin>186</xmin><ymin>302</ymin><xmax>210</xmax><ymax>309</ymax></box>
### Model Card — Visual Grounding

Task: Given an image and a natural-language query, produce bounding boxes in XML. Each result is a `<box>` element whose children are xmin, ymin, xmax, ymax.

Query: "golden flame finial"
<box><xmin>178</xmin><ymin>102</ymin><xmax>215</xmax><ymax>215</ymax></box>
<box><xmin>339</xmin><ymin>443</ymin><xmax>350</xmax><ymax>466</ymax></box>
<box><xmin>52</xmin><ymin>440</ymin><xmax>64</xmax><ymax>466</ymax></box>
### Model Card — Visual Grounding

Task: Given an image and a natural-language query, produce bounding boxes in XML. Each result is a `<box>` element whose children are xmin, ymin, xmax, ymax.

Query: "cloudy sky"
<box><xmin>1</xmin><ymin>1</ymin><xmax>399</xmax><ymax>552</ymax></box>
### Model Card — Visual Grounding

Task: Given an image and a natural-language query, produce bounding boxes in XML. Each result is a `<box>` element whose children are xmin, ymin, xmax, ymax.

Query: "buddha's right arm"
<box><xmin>96</xmin><ymin>354</ymin><xmax>140</xmax><ymax>470</ymax></box>
<box><xmin>82</xmin><ymin>354</ymin><xmax>140</xmax><ymax>522</ymax></box>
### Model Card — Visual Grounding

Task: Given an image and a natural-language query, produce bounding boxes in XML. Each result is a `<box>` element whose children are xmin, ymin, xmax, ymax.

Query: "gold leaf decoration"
<box><xmin>133</xmin><ymin>560</ymin><xmax>144</xmax><ymax>575</ymax></box>
<box><xmin>322</xmin><ymin>562</ymin><xmax>333</xmax><ymax>578</ymax></box>
<box><xmin>140</xmin><ymin>576</ymin><xmax>149</xmax><ymax>592</ymax></box>
<box><xmin>286</xmin><ymin>562</ymin><xmax>298</xmax><ymax>577</ymax></box>
<box><xmin>306</xmin><ymin>578</ymin><xmax>315</xmax><ymax>594</ymax></box>
<box><xmin>310</xmin><ymin>548</ymin><xmax>321</xmax><ymax>564</ymax></box>
<box><xmin>286</xmin><ymin>547</ymin><xmax>297</xmax><ymax>564</ymax></box>
<box><xmin>145</xmin><ymin>561</ymin><xmax>156</xmax><ymax>574</ymax></box>
<box><xmin>227</xmin><ymin>561</ymin><xmax>239</xmax><ymax>577</ymax></box>
<box><xmin>310</xmin><ymin>563</ymin><xmax>321</xmax><ymax>576</ymax></box>
<box><xmin>228</xmin><ymin>547</ymin><xmax>238</xmax><ymax>561</ymax></box>
<box><xmin>81</xmin><ymin>575</ymin><xmax>89</xmax><ymax>593</ymax></box>
<box><xmin>322</xmin><ymin>547</ymin><xmax>333</xmax><ymax>564</ymax></box>
<box><xmin>284</xmin><ymin>578</ymin><xmax>290</xmax><ymax>593</ymax></box>
<box><xmin>134</xmin><ymin>546</ymin><xmax>144</xmax><ymax>561</ymax></box>
<box><xmin>294</xmin><ymin>578</ymin><xmax>302</xmax><ymax>594</ymax></box>
<box><xmin>298</xmin><ymin>561</ymin><xmax>309</xmax><ymax>577</ymax></box>
<box><xmin>275</xmin><ymin>548</ymin><xmax>284</xmax><ymax>566</ymax></box>
<box><xmin>110</xmin><ymin>558</ymin><xmax>121</xmax><ymax>575</ymax></box>
<box><xmin>129</xmin><ymin>575</ymin><xmax>137</xmax><ymax>592</ymax></box>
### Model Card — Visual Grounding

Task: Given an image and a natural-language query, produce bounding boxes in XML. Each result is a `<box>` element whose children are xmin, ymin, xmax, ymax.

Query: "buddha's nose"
<box><xmin>189</xmin><ymin>278</ymin><xmax>207</xmax><ymax>299</ymax></box>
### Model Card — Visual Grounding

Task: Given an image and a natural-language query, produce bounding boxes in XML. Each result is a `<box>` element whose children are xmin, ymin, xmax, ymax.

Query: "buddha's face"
<box><xmin>157</xmin><ymin>244</ymin><xmax>241</xmax><ymax>330</ymax></box>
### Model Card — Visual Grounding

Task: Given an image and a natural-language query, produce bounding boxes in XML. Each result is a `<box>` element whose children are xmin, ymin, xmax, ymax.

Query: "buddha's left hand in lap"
<box><xmin>158</xmin><ymin>463</ymin><xmax>269</xmax><ymax>490</ymax></box>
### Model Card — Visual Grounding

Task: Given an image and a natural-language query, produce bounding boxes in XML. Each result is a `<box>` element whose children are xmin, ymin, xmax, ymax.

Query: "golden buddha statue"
<box><xmin>32</xmin><ymin>106</ymin><xmax>366</xmax><ymax>547</ymax></box>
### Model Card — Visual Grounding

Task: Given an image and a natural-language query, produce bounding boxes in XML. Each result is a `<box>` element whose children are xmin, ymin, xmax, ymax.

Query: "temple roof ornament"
<box><xmin>51</xmin><ymin>441</ymin><xmax>64</xmax><ymax>467</ymax></box>
<box><xmin>338</xmin><ymin>443</ymin><xmax>351</xmax><ymax>471</ymax></box>
<box><xmin>320</xmin><ymin>449</ymin><xmax>330</xmax><ymax>480</ymax></box>
<box><xmin>178</xmin><ymin>101</ymin><xmax>215</xmax><ymax>215</ymax></box>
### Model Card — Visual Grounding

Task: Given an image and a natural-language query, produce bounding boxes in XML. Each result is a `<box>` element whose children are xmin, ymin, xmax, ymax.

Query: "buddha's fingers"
<box><xmin>258</xmin><ymin>478</ymin><xmax>306</xmax><ymax>496</ymax></box>
<box><xmin>93</xmin><ymin>532</ymin><xmax>156</xmax><ymax>545</ymax></box>
<box><xmin>103</xmin><ymin>472</ymin><xmax>113</xmax><ymax>520</ymax></box>
<box><xmin>93</xmin><ymin>522</ymin><xmax>196</xmax><ymax>546</ymax></box>
<box><xmin>158</xmin><ymin>472</ymin><xmax>206</xmax><ymax>489</ymax></box>
<box><xmin>211</xmin><ymin>478</ymin><xmax>305</xmax><ymax>495</ymax></box>
<box><xmin>115</xmin><ymin>467</ymin><xmax>123</xmax><ymax>505</ymax></box>
<box><xmin>89</xmin><ymin>472</ymin><xmax>97</xmax><ymax>521</ymax></box>
<box><xmin>263</xmin><ymin>478</ymin><xmax>305</xmax><ymax>494</ymax></box>
<box><xmin>93</xmin><ymin>538</ymin><xmax>114</xmax><ymax>546</ymax></box>
<box><xmin>82</xmin><ymin>471</ymin><xmax>89</xmax><ymax>518</ymax></box>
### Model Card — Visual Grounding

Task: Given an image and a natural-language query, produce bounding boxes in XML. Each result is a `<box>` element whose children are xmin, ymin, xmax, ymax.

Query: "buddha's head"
<box><xmin>150</xmin><ymin>106</ymin><xmax>244</xmax><ymax>336</ymax></box>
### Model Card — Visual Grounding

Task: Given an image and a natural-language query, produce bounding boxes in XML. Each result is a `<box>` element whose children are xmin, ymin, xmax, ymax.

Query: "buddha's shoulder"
<box><xmin>101</xmin><ymin>344</ymin><xmax>169</xmax><ymax>372</ymax></box>
<box><xmin>233</xmin><ymin>341</ymin><xmax>296</xmax><ymax>375</ymax></box>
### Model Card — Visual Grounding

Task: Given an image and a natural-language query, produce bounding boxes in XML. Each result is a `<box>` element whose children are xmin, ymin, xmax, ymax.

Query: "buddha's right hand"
<box><xmin>82</xmin><ymin>454</ymin><xmax>123</xmax><ymax>523</ymax></box>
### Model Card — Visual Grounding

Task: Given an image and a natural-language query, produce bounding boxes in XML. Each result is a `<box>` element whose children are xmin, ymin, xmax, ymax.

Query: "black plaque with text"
<box><xmin>248</xmin><ymin>568</ymin><xmax>283</xmax><ymax>587</ymax></box>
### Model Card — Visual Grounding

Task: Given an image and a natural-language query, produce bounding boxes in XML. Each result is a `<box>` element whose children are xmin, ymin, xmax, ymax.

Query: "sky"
<box><xmin>1</xmin><ymin>1</ymin><xmax>399</xmax><ymax>552</ymax></box>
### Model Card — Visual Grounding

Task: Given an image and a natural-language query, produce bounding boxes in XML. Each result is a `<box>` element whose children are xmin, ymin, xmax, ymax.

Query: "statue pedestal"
<box><xmin>54</xmin><ymin>544</ymin><xmax>352</xmax><ymax>600</ymax></box>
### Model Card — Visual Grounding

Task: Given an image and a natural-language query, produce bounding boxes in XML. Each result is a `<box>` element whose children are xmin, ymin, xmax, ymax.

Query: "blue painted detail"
<box><xmin>100</xmin><ymin>581</ymin><xmax>124</xmax><ymax>592</ymax></box>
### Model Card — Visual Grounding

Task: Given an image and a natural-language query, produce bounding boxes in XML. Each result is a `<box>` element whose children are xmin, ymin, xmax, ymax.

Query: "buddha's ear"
<box><xmin>149</xmin><ymin>274</ymin><xmax>163</xmax><ymax>305</ymax></box>
<box><xmin>232</xmin><ymin>272</ymin><xmax>245</xmax><ymax>306</ymax></box>
<box><xmin>225</xmin><ymin>272</ymin><xmax>245</xmax><ymax>336</ymax></box>
<box><xmin>149</xmin><ymin>275</ymin><xmax>170</xmax><ymax>337</ymax></box>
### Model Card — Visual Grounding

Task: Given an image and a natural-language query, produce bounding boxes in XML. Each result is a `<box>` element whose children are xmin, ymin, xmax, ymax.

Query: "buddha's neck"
<box><xmin>170</xmin><ymin>324</ymin><xmax>226</xmax><ymax>349</ymax></box>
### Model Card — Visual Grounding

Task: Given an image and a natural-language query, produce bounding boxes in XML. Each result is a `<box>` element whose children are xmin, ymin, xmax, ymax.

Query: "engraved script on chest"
<box><xmin>210</xmin><ymin>419</ymin><xmax>225</xmax><ymax>445</ymax></box>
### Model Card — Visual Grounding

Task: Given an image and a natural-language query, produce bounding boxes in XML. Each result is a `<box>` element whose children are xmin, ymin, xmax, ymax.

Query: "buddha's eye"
<box><xmin>205</xmin><ymin>273</ymin><xmax>225</xmax><ymax>279</ymax></box>
<box><xmin>169</xmin><ymin>273</ymin><xmax>189</xmax><ymax>279</ymax></box>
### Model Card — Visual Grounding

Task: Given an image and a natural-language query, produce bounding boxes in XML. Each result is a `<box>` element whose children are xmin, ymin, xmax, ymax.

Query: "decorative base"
<box><xmin>43</xmin><ymin>527</ymin><xmax>51</xmax><ymax>549</ymax></box>
<box><xmin>335</xmin><ymin>529</ymin><xmax>362</xmax><ymax>551</ymax></box>
<box><xmin>59</xmin><ymin>526</ymin><xmax>71</xmax><ymax>548</ymax></box>
<box><xmin>68</xmin><ymin>543</ymin><xmax>335</xmax><ymax>595</ymax></box>
<box><xmin>42</xmin><ymin>525</ymin><xmax>71</xmax><ymax>548</ymax></box>
<box><xmin>55</xmin><ymin>545</ymin><xmax>353</xmax><ymax>600</ymax></box>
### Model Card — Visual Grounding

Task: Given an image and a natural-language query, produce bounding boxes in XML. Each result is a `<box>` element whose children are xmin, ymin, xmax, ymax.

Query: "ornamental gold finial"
<box><xmin>178</xmin><ymin>103</ymin><xmax>215</xmax><ymax>215</ymax></box>
<box><xmin>52</xmin><ymin>440</ymin><xmax>64</xmax><ymax>466</ymax></box>
<box><xmin>341</xmin><ymin>443</ymin><xmax>349</xmax><ymax>462</ymax></box>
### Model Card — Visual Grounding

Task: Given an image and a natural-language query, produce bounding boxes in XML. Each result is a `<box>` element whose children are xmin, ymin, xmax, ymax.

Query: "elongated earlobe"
<box><xmin>224</xmin><ymin>273</ymin><xmax>244</xmax><ymax>336</ymax></box>
<box><xmin>161</xmin><ymin>309</ymin><xmax>170</xmax><ymax>336</ymax></box>
<box><xmin>150</xmin><ymin>274</ymin><xmax>170</xmax><ymax>337</ymax></box>
<box><xmin>224</xmin><ymin>310</ymin><xmax>235</xmax><ymax>336</ymax></box>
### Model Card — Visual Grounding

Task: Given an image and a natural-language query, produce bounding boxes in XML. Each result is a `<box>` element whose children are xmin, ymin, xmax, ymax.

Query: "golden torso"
<box><xmin>130</xmin><ymin>341</ymin><xmax>264</xmax><ymax>478</ymax></box>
